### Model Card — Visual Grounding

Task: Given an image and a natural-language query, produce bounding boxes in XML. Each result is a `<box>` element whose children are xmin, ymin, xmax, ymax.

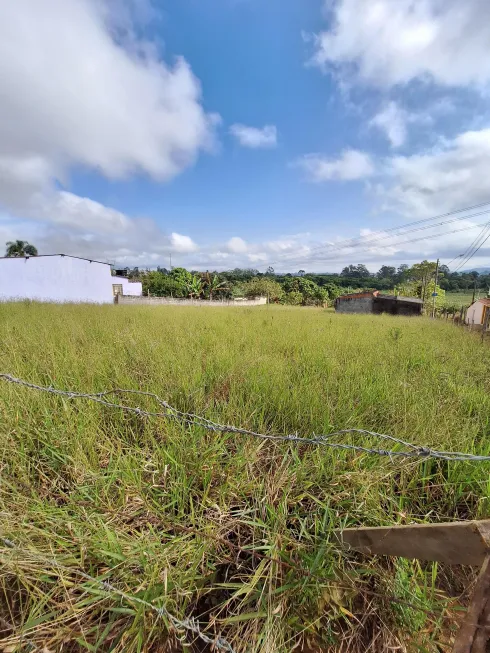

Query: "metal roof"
<box><xmin>475</xmin><ymin>298</ymin><xmax>490</xmax><ymax>306</ymax></box>
<box><xmin>0</xmin><ymin>253</ymin><xmax>111</xmax><ymax>265</ymax></box>
<box><xmin>337</xmin><ymin>291</ymin><xmax>423</xmax><ymax>304</ymax></box>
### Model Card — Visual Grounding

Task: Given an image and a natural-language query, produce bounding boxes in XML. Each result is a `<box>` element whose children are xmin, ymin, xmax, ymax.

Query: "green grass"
<box><xmin>445</xmin><ymin>291</ymin><xmax>485</xmax><ymax>308</ymax></box>
<box><xmin>1</xmin><ymin>303</ymin><xmax>490</xmax><ymax>652</ymax></box>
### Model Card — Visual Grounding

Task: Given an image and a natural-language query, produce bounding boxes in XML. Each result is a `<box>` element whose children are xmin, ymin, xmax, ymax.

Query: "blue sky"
<box><xmin>1</xmin><ymin>0</ymin><xmax>490</xmax><ymax>271</ymax></box>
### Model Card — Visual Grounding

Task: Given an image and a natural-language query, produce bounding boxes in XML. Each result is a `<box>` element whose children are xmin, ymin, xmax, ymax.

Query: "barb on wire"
<box><xmin>0</xmin><ymin>537</ymin><xmax>235</xmax><ymax>653</ymax></box>
<box><xmin>1</xmin><ymin>373</ymin><xmax>490</xmax><ymax>462</ymax></box>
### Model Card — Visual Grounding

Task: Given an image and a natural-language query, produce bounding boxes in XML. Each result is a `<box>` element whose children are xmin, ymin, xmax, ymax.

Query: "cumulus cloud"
<box><xmin>229</xmin><ymin>124</ymin><xmax>277</xmax><ymax>149</ymax></box>
<box><xmin>311</xmin><ymin>0</ymin><xmax>490</xmax><ymax>90</ymax></box>
<box><xmin>0</xmin><ymin>0</ymin><xmax>218</xmax><ymax>263</ymax></box>
<box><xmin>380</xmin><ymin>127</ymin><xmax>490</xmax><ymax>217</ymax></box>
<box><xmin>297</xmin><ymin>149</ymin><xmax>374</xmax><ymax>181</ymax></box>
<box><xmin>170</xmin><ymin>233</ymin><xmax>198</xmax><ymax>253</ymax></box>
<box><xmin>227</xmin><ymin>237</ymin><xmax>248</xmax><ymax>253</ymax></box>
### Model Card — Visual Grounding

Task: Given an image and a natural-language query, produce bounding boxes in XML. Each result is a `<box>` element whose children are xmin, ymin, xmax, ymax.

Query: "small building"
<box><xmin>465</xmin><ymin>298</ymin><xmax>490</xmax><ymax>326</ymax></box>
<box><xmin>111</xmin><ymin>276</ymin><xmax>143</xmax><ymax>298</ymax></box>
<box><xmin>335</xmin><ymin>291</ymin><xmax>423</xmax><ymax>316</ymax></box>
<box><xmin>0</xmin><ymin>254</ymin><xmax>141</xmax><ymax>303</ymax></box>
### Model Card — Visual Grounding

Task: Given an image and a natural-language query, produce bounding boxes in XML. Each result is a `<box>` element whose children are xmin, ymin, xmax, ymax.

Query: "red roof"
<box><xmin>477</xmin><ymin>298</ymin><xmax>490</xmax><ymax>306</ymax></box>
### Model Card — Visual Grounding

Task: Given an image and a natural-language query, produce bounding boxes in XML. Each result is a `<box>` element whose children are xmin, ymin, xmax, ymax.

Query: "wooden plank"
<box><xmin>452</xmin><ymin>554</ymin><xmax>490</xmax><ymax>653</ymax></box>
<box><xmin>336</xmin><ymin>520</ymin><xmax>490</xmax><ymax>566</ymax></box>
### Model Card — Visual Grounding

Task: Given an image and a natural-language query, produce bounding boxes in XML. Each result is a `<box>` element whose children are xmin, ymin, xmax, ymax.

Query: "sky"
<box><xmin>1</xmin><ymin>0</ymin><xmax>490</xmax><ymax>272</ymax></box>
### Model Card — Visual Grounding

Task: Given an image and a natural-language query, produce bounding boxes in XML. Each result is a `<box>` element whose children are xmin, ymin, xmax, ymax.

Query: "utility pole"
<box><xmin>432</xmin><ymin>258</ymin><xmax>439</xmax><ymax>318</ymax></box>
<box><xmin>169</xmin><ymin>252</ymin><xmax>172</xmax><ymax>270</ymax></box>
<box><xmin>472</xmin><ymin>277</ymin><xmax>477</xmax><ymax>304</ymax></box>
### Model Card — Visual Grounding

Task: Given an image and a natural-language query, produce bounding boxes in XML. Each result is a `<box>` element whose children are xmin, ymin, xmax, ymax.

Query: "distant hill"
<box><xmin>461</xmin><ymin>267</ymin><xmax>490</xmax><ymax>274</ymax></box>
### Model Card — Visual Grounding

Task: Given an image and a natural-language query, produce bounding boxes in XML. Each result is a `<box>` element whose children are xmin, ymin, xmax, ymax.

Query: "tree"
<box><xmin>186</xmin><ymin>275</ymin><xmax>203</xmax><ymax>299</ymax></box>
<box><xmin>341</xmin><ymin>264</ymin><xmax>371</xmax><ymax>278</ymax></box>
<box><xmin>203</xmin><ymin>273</ymin><xmax>228</xmax><ymax>300</ymax></box>
<box><xmin>284</xmin><ymin>290</ymin><xmax>303</xmax><ymax>305</ymax></box>
<box><xmin>265</xmin><ymin>266</ymin><xmax>275</xmax><ymax>276</ymax></box>
<box><xmin>376</xmin><ymin>266</ymin><xmax>396</xmax><ymax>281</ymax></box>
<box><xmin>5</xmin><ymin>240</ymin><xmax>38</xmax><ymax>257</ymax></box>
<box><xmin>298</xmin><ymin>270</ymin><xmax>306</xmax><ymax>277</ymax></box>
<box><xmin>282</xmin><ymin>277</ymin><xmax>329</xmax><ymax>306</ymax></box>
<box><xmin>407</xmin><ymin>260</ymin><xmax>437</xmax><ymax>303</ymax></box>
<box><xmin>169</xmin><ymin>267</ymin><xmax>193</xmax><ymax>287</ymax></box>
<box><xmin>241</xmin><ymin>278</ymin><xmax>284</xmax><ymax>302</ymax></box>
<box><xmin>142</xmin><ymin>271</ymin><xmax>186</xmax><ymax>297</ymax></box>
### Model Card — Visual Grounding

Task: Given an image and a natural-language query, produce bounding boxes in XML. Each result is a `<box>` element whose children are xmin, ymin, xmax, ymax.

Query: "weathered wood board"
<box><xmin>336</xmin><ymin>520</ymin><xmax>490</xmax><ymax>566</ymax></box>
<box><xmin>452</xmin><ymin>554</ymin><xmax>490</xmax><ymax>653</ymax></box>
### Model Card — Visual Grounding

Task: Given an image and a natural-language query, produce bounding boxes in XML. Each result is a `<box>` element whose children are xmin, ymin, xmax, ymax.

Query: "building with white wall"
<box><xmin>0</xmin><ymin>254</ymin><xmax>115</xmax><ymax>303</ymax></box>
<box><xmin>465</xmin><ymin>298</ymin><xmax>490</xmax><ymax>326</ymax></box>
<box><xmin>112</xmin><ymin>276</ymin><xmax>143</xmax><ymax>297</ymax></box>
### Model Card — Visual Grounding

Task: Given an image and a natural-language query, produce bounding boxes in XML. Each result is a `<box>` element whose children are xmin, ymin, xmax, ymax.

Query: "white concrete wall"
<box><xmin>466</xmin><ymin>300</ymin><xmax>485</xmax><ymax>325</ymax></box>
<box><xmin>113</xmin><ymin>276</ymin><xmax>142</xmax><ymax>296</ymax></box>
<box><xmin>0</xmin><ymin>256</ymin><xmax>113</xmax><ymax>303</ymax></box>
<box><xmin>118</xmin><ymin>296</ymin><xmax>268</xmax><ymax>306</ymax></box>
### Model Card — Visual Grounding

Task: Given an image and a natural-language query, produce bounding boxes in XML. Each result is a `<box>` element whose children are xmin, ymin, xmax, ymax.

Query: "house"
<box><xmin>465</xmin><ymin>298</ymin><xmax>490</xmax><ymax>327</ymax></box>
<box><xmin>0</xmin><ymin>254</ymin><xmax>139</xmax><ymax>303</ymax></box>
<box><xmin>335</xmin><ymin>290</ymin><xmax>423</xmax><ymax>316</ymax></box>
<box><xmin>111</xmin><ymin>276</ymin><xmax>143</xmax><ymax>298</ymax></box>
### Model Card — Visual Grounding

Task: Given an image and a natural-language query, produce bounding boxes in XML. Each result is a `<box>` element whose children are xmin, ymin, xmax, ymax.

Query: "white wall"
<box><xmin>466</xmin><ymin>300</ymin><xmax>485</xmax><ymax>325</ymax></box>
<box><xmin>113</xmin><ymin>276</ymin><xmax>142</xmax><ymax>296</ymax></box>
<box><xmin>0</xmin><ymin>256</ymin><xmax>113</xmax><ymax>303</ymax></box>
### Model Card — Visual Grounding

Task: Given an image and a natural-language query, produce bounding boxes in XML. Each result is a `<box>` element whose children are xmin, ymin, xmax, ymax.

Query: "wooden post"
<box><xmin>335</xmin><ymin>520</ymin><xmax>490</xmax><ymax>652</ymax></box>
<box><xmin>452</xmin><ymin>554</ymin><xmax>490</xmax><ymax>653</ymax></box>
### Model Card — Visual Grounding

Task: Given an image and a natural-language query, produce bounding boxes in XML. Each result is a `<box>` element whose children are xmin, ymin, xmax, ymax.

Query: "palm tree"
<box><xmin>204</xmin><ymin>273</ymin><xmax>228</xmax><ymax>300</ymax></box>
<box><xmin>186</xmin><ymin>275</ymin><xmax>203</xmax><ymax>299</ymax></box>
<box><xmin>5</xmin><ymin>240</ymin><xmax>38</xmax><ymax>257</ymax></box>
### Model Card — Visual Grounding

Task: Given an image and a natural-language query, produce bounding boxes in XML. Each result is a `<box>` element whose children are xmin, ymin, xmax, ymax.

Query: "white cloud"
<box><xmin>227</xmin><ymin>237</ymin><xmax>248</xmax><ymax>253</ymax></box>
<box><xmin>380</xmin><ymin>127</ymin><xmax>490</xmax><ymax>217</ymax></box>
<box><xmin>0</xmin><ymin>0</ymin><xmax>218</xmax><ymax>263</ymax></box>
<box><xmin>297</xmin><ymin>149</ymin><xmax>374</xmax><ymax>181</ymax></box>
<box><xmin>170</xmin><ymin>233</ymin><xmax>198</xmax><ymax>253</ymax></box>
<box><xmin>370</xmin><ymin>102</ymin><xmax>408</xmax><ymax>148</ymax></box>
<box><xmin>0</xmin><ymin>0</ymin><xmax>218</xmax><ymax>182</ymax></box>
<box><xmin>229</xmin><ymin>124</ymin><xmax>277</xmax><ymax>149</ymax></box>
<box><xmin>311</xmin><ymin>0</ymin><xmax>490</xmax><ymax>90</ymax></box>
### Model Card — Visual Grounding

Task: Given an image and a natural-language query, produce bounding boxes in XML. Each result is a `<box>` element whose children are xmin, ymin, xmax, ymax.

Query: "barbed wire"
<box><xmin>0</xmin><ymin>537</ymin><xmax>236</xmax><ymax>653</ymax></box>
<box><xmin>1</xmin><ymin>372</ymin><xmax>490</xmax><ymax>462</ymax></box>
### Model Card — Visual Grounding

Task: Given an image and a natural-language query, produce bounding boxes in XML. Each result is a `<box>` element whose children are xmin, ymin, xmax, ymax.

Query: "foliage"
<box><xmin>202</xmin><ymin>272</ymin><xmax>228</xmax><ymax>300</ymax></box>
<box><xmin>186</xmin><ymin>274</ymin><xmax>203</xmax><ymax>298</ymax></box>
<box><xmin>142</xmin><ymin>271</ymin><xmax>186</xmax><ymax>297</ymax></box>
<box><xmin>1</xmin><ymin>303</ymin><xmax>489</xmax><ymax>652</ymax></box>
<box><xmin>5</xmin><ymin>240</ymin><xmax>38</xmax><ymax>257</ymax></box>
<box><xmin>125</xmin><ymin>259</ymin><xmax>490</xmax><ymax>307</ymax></box>
<box><xmin>241</xmin><ymin>277</ymin><xmax>284</xmax><ymax>302</ymax></box>
<box><xmin>283</xmin><ymin>290</ymin><xmax>303</xmax><ymax>305</ymax></box>
<box><xmin>282</xmin><ymin>277</ymin><xmax>328</xmax><ymax>306</ymax></box>
<box><xmin>397</xmin><ymin>280</ymin><xmax>446</xmax><ymax>310</ymax></box>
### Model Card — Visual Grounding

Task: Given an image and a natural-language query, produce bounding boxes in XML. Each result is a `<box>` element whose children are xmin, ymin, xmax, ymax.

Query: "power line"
<box><xmin>259</xmin><ymin>200</ymin><xmax>490</xmax><ymax>270</ymax></box>
<box><xmin>259</xmin><ymin>221</ymin><xmax>490</xmax><ymax>271</ymax></box>
<box><xmin>451</xmin><ymin>224</ymin><xmax>490</xmax><ymax>271</ymax></box>
<box><xmin>452</xmin><ymin>223</ymin><xmax>490</xmax><ymax>272</ymax></box>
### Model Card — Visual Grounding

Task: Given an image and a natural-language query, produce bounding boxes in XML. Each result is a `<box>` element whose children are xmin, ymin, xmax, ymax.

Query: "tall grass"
<box><xmin>1</xmin><ymin>303</ymin><xmax>490</xmax><ymax>652</ymax></box>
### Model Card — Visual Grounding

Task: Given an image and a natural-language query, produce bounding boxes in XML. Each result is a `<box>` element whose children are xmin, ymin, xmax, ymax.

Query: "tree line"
<box><xmin>5</xmin><ymin>241</ymin><xmax>488</xmax><ymax>305</ymax></box>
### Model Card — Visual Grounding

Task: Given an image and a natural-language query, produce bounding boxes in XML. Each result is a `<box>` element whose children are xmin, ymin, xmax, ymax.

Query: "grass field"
<box><xmin>1</xmin><ymin>303</ymin><xmax>490</xmax><ymax>652</ymax></box>
<box><xmin>445</xmin><ymin>291</ymin><xmax>486</xmax><ymax>307</ymax></box>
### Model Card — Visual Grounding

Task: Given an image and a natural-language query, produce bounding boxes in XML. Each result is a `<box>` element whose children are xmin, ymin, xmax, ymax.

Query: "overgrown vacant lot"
<box><xmin>1</xmin><ymin>303</ymin><xmax>490</xmax><ymax>652</ymax></box>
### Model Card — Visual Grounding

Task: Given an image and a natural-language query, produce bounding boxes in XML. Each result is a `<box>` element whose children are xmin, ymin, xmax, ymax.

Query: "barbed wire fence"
<box><xmin>2</xmin><ymin>371</ymin><xmax>490</xmax><ymax>650</ymax></box>
<box><xmin>0</xmin><ymin>536</ymin><xmax>236</xmax><ymax>653</ymax></box>
<box><xmin>2</xmin><ymin>373</ymin><xmax>490</xmax><ymax>462</ymax></box>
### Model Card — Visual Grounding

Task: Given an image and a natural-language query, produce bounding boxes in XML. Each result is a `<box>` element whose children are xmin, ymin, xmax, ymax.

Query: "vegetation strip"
<box><xmin>2</xmin><ymin>373</ymin><xmax>490</xmax><ymax>463</ymax></box>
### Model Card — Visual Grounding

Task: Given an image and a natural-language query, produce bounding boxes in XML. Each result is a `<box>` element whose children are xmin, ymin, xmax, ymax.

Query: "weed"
<box><xmin>1</xmin><ymin>304</ymin><xmax>489</xmax><ymax>651</ymax></box>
